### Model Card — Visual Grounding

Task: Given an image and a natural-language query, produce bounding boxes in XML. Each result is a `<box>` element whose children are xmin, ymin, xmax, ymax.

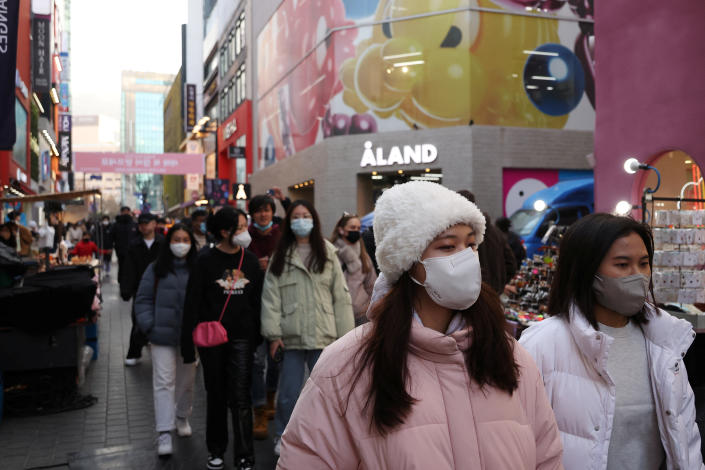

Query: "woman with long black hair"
<box><xmin>260</xmin><ymin>199</ymin><xmax>354</xmax><ymax>456</ymax></box>
<box><xmin>277</xmin><ymin>182</ymin><xmax>562</xmax><ymax>469</ymax></box>
<box><xmin>180</xmin><ymin>207</ymin><xmax>263</xmax><ymax>470</ymax></box>
<box><xmin>520</xmin><ymin>213</ymin><xmax>702</xmax><ymax>469</ymax></box>
<box><xmin>134</xmin><ymin>223</ymin><xmax>198</xmax><ymax>457</ymax></box>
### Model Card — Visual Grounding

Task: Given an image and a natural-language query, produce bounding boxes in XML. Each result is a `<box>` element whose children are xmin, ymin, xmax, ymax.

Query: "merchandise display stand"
<box><xmin>649</xmin><ymin>196</ymin><xmax>705</xmax><ymax>332</ymax></box>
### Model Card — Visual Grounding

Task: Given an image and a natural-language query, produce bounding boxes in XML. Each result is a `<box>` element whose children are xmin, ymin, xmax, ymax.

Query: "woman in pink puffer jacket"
<box><xmin>278</xmin><ymin>182</ymin><xmax>563</xmax><ymax>469</ymax></box>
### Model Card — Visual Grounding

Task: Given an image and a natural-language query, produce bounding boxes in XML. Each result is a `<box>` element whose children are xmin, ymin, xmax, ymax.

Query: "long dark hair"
<box><xmin>270</xmin><ymin>200</ymin><xmax>328</xmax><ymax>276</ymax></box>
<box><xmin>153</xmin><ymin>223</ymin><xmax>198</xmax><ymax>279</ymax></box>
<box><xmin>330</xmin><ymin>213</ymin><xmax>372</xmax><ymax>274</ymax></box>
<box><xmin>350</xmin><ymin>273</ymin><xmax>519</xmax><ymax>435</ymax></box>
<box><xmin>548</xmin><ymin>213</ymin><xmax>656</xmax><ymax>329</ymax></box>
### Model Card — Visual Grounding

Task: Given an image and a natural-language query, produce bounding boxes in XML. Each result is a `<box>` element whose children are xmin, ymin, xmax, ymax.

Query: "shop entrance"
<box><xmin>642</xmin><ymin>150</ymin><xmax>704</xmax><ymax>211</ymax></box>
<box><xmin>287</xmin><ymin>179</ymin><xmax>315</xmax><ymax>206</ymax></box>
<box><xmin>357</xmin><ymin>169</ymin><xmax>443</xmax><ymax>215</ymax></box>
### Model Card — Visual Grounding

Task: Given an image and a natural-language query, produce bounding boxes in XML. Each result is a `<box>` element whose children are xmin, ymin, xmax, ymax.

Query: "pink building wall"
<box><xmin>594</xmin><ymin>0</ymin><xmax>705</xmax><ymax>212</ymax></box>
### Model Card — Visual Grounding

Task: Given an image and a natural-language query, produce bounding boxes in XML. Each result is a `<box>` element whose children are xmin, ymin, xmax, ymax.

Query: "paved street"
<box><xmin>0</xmin><ymin>267</ymin><xmax>278</xmax><ymax>470</ymax></box>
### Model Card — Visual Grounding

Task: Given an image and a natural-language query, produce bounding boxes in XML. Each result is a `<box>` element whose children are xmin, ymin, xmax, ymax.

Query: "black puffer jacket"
<box><xmin>119</xmin><ymin>235</ymin><xmax>164</xmax><ymax>300</ymax></box>
<box><xmin>135</xmin><ymin>260</ymin><xmax>190</xmax><ymax>346</ymax></box>
<box><xmin>112</xmin><ymin>214</ymin><xmax>137</xmax><ymax>257</ymax></box>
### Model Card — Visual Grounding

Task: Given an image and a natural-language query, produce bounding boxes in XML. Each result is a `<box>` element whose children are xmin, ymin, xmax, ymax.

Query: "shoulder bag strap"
<box><xmin>217</xmin><ymin>248</ymin><xmax>245</xmax><ymax>323</ymax></box>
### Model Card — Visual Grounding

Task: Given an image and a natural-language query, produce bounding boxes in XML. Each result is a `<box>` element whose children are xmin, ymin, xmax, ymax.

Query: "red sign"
<box><xmin>74</xmin><ymin>152</ymin><xmax>206</xmax><ymax>175</ymax></box>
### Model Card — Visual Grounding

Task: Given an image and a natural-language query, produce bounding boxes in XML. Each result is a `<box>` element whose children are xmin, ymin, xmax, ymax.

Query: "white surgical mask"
<box><xmin>411</xmin><ymin>247</ymin><xmax>482</xmax><ymax>310</ymax></box>
<box><xmin>232</xmin><ymin>231</ymin><xmax>252</xmax><ymax>248</ymax></box>
<box><xmin>170</xmin><ymin>243</ymin><xmax>191</xmax><ymax>258</ymax></box>
<box><xmin>291</xmin><ymin>218</ymin><xmax>314</xmax><ymax>237</ymax></box>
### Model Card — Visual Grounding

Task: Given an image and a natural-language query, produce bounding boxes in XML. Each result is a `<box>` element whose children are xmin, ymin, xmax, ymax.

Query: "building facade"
<box><xmin>250</xmin><ymin>0</ymin><xmax>596</xmax><ymax>233</ymax></box>
<box><xmin>120</xmin><ymin>70</ymin><xmax>175</xmax><ymax>213</ymax></box>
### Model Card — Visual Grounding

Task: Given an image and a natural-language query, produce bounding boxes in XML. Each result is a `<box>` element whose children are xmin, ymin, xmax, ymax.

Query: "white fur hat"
<box><xmin>373</xmin><ymin>181</ymin><xmax>486</xmax><ymax>283</ymax></box>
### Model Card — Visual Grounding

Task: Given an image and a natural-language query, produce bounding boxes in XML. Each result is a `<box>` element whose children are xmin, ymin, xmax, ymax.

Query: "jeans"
<box><xmin>151</xmin><ymin>344</ymin><xmax>197</xmax><ymax>432</ymax></box>
<box><xmin>274</xmin><ymin>349</ymin><xmax>322</xmax><ymax>437</ymax></box>
<box><xmin>251</xmin><ymin>341</ymin><xmax>280</xmax><ymax>407</ymax></box>
<box><xmin>102</xmin><ymin>252</ymin><xmax>112</xmax><ymax>273</ymax></box>
<box><xmin>199</xmin><ymin>339</ymin><xmax>254</xmax><ymax>462</ymax></box>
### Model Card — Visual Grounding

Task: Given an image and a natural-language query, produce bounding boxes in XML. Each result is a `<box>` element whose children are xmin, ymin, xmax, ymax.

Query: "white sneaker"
<box><xmin>157</xmin><ymin>432</ymin><xmax>173</xmax><ymax>456</ymax></box>
<box><xmin>273</xmin><ymin>436</ymin><xmax>282</xmax><ymax>456</ymax></box>
<box><xmin>124</xmin><ymin>358</ymin><xmax>139</xmax><ymax>366</ymax></box>
<box><xmin>176</xmin><ymin>417</ymin><xmax>192</xmax><ymax>437</ymax></box>
<box><xmin>207</xmin><ymin>455</ymin><xmax>224</xmax><ymax>470</ymax></box>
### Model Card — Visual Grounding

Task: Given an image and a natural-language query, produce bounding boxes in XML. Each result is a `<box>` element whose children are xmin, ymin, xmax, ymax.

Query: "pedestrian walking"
<box><xmin>70</xmin><ymin>232</ymin><xmax>99</xmax><ymax>258</ymax></box>
<box><xmin>247</xmin><ymin>194</ymin><xmax>283</xmax><ymax>439</ymax></box>
<box><xmin>331</xmin><ymin>212</ymin><xmax>377</xmax><ymax>326</ymax></box>
<box><xmin>519</xmin><ymin>213</ymin><xmax>702</xmax><ymax>470</ymax></box>
<box><xmin>260</xmin><ymin>200</ymin><xmax>354</xmax><ymax>456</ymax></box>
<box><xmin>181</xmin><ymin>207</ymin><xmax>263</xmax><ymax>470</ymax></box>
<box><xmin>278</xmin><ymin>182</ymin><xmax>562</xmax><ymax>469</ymax></box>
<box><xmin>135</xmin><ymin>223</ymin><xmax>198</xmax><ymax>457</ymax></box>
<box><xmin>188</xmin><ymin>209</ymin><xmax>210</xmax><ymax>250</ymax></box>
<box><xmin>67</xmin><ymin>221</ymin><xmax>83</xmax><ymax>246</ymax></box>
<box><xmin>113</xmin><ymin>206</ymin><xmax>138</xmax><ymax>286</ymax></box>
<box><xmin>496</xmin><ymin>216</ymin><xmax>526</xmax><ymax>267</ymax></box>
<box><xmin>120</xmin><ymin>212</ymin><xmax>164</xmax><ymax>366</ymax></box>
<box><xmin>93</xmin><ymin>215</ymin><xmax>115</xmax><ymax>275</ymax></box>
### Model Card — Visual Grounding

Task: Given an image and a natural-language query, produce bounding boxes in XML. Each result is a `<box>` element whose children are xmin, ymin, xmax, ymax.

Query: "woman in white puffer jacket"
<box><xmin>520</xmin><ymin>213</ymin><xmax>703</xmax><ymax>470</ymax></box>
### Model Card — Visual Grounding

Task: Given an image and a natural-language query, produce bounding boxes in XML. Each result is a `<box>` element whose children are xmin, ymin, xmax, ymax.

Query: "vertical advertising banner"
<box><xmin>185</xmin><ymin>84</ymin><xmax>196</xmax><ymax>132</ymax></box>
<box><xmin>58</xmin><ymin>132</ymin><xmax>72</xmax><ymax>171</ymax></box>
<box><xmin>0</xmin><ymin>0</ymin><xmax>21</xmax><ymax>150</ymax></box>
<box><xmin>32</xmin><ymin>17</ymin><xmax>51</xmax><ymax>92</ymax></box>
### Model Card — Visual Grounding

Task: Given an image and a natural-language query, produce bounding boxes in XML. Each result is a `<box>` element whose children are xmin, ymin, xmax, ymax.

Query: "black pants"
<box><xmin>126</xmin><ymin>302</ymin><xmax>148</xmax><ymax>359</ymax></box>
<box><xmin>199</xmin><ymin>339</ymin><xmax>254</xmax><ymax>463</ymax></box>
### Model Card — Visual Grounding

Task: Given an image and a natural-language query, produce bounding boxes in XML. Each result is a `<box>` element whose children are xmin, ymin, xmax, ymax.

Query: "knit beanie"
<box><xmin>373</xmin><ymin>181</ymin><xmax>486</xmax><ymax>283</ymax></box>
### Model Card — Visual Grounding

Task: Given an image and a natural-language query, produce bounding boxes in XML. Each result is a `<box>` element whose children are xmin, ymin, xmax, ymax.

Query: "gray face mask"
<box><xmin>593</xmin><ymin>273</ymin><xmax>649</xmax><ymax>317</ymax></box>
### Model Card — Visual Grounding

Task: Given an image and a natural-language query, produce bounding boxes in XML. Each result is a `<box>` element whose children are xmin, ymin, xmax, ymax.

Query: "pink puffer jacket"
<box><xmin>278</xmin><ymin>321</ymin><xmax>563</xmax><ymax>469</ymax></box>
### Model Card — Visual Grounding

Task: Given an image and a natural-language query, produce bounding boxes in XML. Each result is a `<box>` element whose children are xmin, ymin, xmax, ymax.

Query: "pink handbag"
<box><xmin>192</xmin><ymin>248</ymin><xmax>244</xmax><ymax>348</ymax></box>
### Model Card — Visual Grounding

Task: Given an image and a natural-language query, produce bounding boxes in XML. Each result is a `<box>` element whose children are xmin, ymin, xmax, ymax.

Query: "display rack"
<box><xmin>649</xmin><ymin>195</ymin><xmax>705</xmax><ymax>332</ymax></box>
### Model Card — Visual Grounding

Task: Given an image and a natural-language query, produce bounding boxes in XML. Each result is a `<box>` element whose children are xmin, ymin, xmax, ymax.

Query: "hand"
<box><xmin>258</xmin><ymin>256</ymin><xmax>269</xmax><ymax>271</ymax></box>
<box><xmin>504</xmin><ymin>284</ymin><xmax>518</xmax><ymax>296</ymax></box>
<box><xmin>271</xmin><ymin>187</ymin><xmax>285</xmax><ymax>201</ymax></box>
<box><xmin>270</xmin><ymin>339</ymin><xmax>284</xmax><ymax>359</ymax></box>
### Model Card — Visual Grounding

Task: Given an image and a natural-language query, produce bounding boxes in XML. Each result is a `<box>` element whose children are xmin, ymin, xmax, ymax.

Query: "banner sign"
<box><xmin>59</xmin><ymin>114</ymin><xmax>71</xmax><ymax>133</ymax></box>
<box><xmin>58</xmin><ymin>131</ymin><xmax>72</xmax><ymax>171</ymax></box>
<box><xmin>59</xmin><ymin>51</ymin><xmax>70</xmax><ymax>82</ymax></box>
<box><xmin>205</xmin><ymin>178</ymin><xmax>229</xmax><ymax>206</ymax></box>
<box><xmin>32</xmin><ymin>17</ymin><xmax>51</xmax><ymax>92</ymax></box>
<box><xmin>233</xmin><ymin>183</ymin><xmax>251</xmax><ymax>200</ymax></box>
<box><xmin>228</xmin><ymin>145</ymin><xmax>246</xmax><ymax>159</ymax></box>
<box><xmin>185</xmin><ymin>83</ymin><xmax>196</xmax><ymax>132</ymax></box>
<box><xmin>0</xmin><ymin>0</ymin><xmax>20</xmax><ymax>150</ymax></box>
<box><xmin>74</xmin><ymin>152</ymin><xmax>206</xmax><ymax>174</ymax></box>
<box><xmin>59</xmin><ymin>82</ymin><xmax>70</xmax><ymax>112</ymax></box>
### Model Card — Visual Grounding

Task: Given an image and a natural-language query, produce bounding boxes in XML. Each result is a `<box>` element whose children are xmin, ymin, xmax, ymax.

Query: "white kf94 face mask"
<box><xmin>411</xmin><ymin>246</ymin><xmax>482</xmax><ymax>311</ymax></box>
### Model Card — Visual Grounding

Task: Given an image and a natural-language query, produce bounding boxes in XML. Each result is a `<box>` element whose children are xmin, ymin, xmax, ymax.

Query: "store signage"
<box><xmin>16</xmin><ymin>168</ymin><xmax>28</xmax><ymax>183</ymax></box>
<box><xmin>228</xmin><ymin>145</ymin><xmax>246</xmax><ymax>159</ymax></box>
<box><xmin>58</xmin><ymin>132</ymin><xmax>72</xmax><ymax>171</ymax></box>
<box><xmin>73</xmin><ymin>152</ymin><xmax>206</xmax><ymax>175</ymax></box>
<box><xmin>59</xmin><ymin>114</ymin><xmax>72</xmax><ymax>133</ymax></box>
<box><xmin>32</xmin><ymin>17</ymin><xmax>51</xmax><ymax>92</ymax></box>
<box><xmin>359</xmin><ymin>141</ymin><xmax>438</xmax><ymax>168</ymax></box>
<box><xmin>233</xmin><ymin>183</ymin><xmax>251</xmax><ymax>200</ymax></box>
<box><xmin>185</xmin><ymin>84</ymin><xmax>196</xmax><ymax>132</ymax></box>
<box><xmin>59</xmin><ymin>52</ymin><xmax>70</xmax><ymax>83</ymax></box>
<box><xmin>59</xmin><ymin>82</ymin><xmax>70</xmax><ymax>112</ymax></box>
<box><xmin>0</xmin><ymin>2</ymin><xmax>20</xmax><ymax>150</ymax></box>
<box><xmin>223</xmin><ymin>119</ymin><xmax>238</xmax><ymax>141</ymax></box>
<box><xmin>15</xmin><ymin>70</ymin><xmax>28</xmax><ymax>98</ymax></box>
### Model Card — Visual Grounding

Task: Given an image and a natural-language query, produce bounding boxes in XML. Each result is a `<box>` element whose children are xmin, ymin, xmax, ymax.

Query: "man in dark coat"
<box><xmin>92</xmin><ymin>215</ymin><xmax>115</xmax><ymax>275</ymax></box>
<box><xmin>113</xmin><ymin>206</ymin><xmax>138</xmax><ymax>286</ymax></box>
<box><xmin>457</xmin><ymin>190</ymin><xmax>516</xmax><ymax>295</ymax></box>
<box><xmin>120</xmin><ymin>212</ymin><xmax>164</xmax><ymax>365</ymax></box>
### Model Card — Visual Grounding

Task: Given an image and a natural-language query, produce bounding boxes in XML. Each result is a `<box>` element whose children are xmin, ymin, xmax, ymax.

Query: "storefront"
<box><xmin>250</xmin><ymin>125</ymin><xmax>593</xmax><ymax>233</ymax></box>
<box><xmin>216</xmin><ymin>100</ymin><xmax>253</xmax><ymax>205</ymax></box>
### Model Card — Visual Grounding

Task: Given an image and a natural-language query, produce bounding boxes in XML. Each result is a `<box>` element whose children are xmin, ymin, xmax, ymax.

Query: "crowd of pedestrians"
<box><xmin>4</xmin><ymin>179</ymin><xmax>702</xmax><ymax>469</ymax></box>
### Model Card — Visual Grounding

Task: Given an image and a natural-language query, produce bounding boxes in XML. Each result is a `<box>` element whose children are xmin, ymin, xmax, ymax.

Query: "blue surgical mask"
<box><xmin>254</xmin><ymin>221</ymin><xmax>274</xmax><ymax>231</ymax></box>
<box><xmin>200</xmin><ymin>222</ymin><xmax>206</xmax><ymax>234</ymax></box>
<box><xmin>291</xmin><ymin>218</ymin><xmax>314</xmax><ymax>237</ymax></box>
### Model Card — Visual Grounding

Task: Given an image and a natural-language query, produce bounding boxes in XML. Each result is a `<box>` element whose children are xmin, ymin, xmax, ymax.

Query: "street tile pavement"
<box><xmin>0</xmin><ymin>269</ymin><xmax>278</xmax><ymax>469</ymax></box>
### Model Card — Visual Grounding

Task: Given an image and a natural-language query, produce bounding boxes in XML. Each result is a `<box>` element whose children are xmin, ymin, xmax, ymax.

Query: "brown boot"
<box><xmin>265</xmin><ymin>391</ymin><xmax>276</xmax><ymax>420</ymax></box>
<box><xmin>253</xmin><ymin>406</ymin><xmax>268</xmax><ymax>440</ymax></box>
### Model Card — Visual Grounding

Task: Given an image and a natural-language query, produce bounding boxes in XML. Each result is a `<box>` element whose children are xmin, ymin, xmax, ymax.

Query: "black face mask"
<box><xmin>345</xmin><ymin>231</ymin><xmax>361</xmax><ymax>244</ymax></box>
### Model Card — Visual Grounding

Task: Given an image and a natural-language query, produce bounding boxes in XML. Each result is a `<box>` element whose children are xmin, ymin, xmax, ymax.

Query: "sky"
<box><xmin>71</xmin><ymin>0</ymin><xmax>188</xmax><ymax>122</ymax></box>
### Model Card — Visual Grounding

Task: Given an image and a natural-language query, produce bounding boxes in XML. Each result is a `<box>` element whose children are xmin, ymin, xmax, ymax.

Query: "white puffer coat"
<box><xmin>520</xmin><ymin>305</ymin><xmax>703</xmax><ymax>470</ymax></box>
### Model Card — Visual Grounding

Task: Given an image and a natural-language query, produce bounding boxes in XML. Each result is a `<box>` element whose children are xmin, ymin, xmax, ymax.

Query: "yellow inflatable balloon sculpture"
<box><xmin>339</xmin><ymin>0</ymin><xmax>569</xmax><ymax>129</ymax></box>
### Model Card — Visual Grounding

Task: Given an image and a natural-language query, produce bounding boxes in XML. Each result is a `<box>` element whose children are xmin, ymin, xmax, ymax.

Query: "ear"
<box><xmin>338</xmin><ymin>227</ymin><xmax>345</xmax><ymax>236</ymax></box>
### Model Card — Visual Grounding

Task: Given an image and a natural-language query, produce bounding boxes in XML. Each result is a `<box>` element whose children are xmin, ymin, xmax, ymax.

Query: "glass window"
<box><xmin>13</xmin><ymin>100</ymin><xmax>27</xmax><ymax>168</ymax></box>
<box><xmin>240</xmin><ymin>14</ymin><xmax>246</xmax><ymax>51</ymax></box>
<box><xmin>229</xmin><ymin>32</ymin><xmax>236</xmax><ymax>64</ymax></box>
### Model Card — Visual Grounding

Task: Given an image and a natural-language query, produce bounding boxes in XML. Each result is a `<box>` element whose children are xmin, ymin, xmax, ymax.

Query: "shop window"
<box><xmin>642</xmin><ymin>150</ymin><xmax>705</xmax><ymax>212</ymax></box>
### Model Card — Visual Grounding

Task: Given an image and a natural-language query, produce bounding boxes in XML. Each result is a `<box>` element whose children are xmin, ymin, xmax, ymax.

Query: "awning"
<box><xmin>0</xmin><ymin>189</ymin><xmax>101</xmax><ymax>203</ymax></box>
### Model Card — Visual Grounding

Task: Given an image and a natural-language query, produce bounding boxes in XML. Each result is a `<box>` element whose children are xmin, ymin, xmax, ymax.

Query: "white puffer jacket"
<box><xmin>520</xmin><ymin>305</ymin><xmax>703</xmax><ymax>470</ymax></box>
